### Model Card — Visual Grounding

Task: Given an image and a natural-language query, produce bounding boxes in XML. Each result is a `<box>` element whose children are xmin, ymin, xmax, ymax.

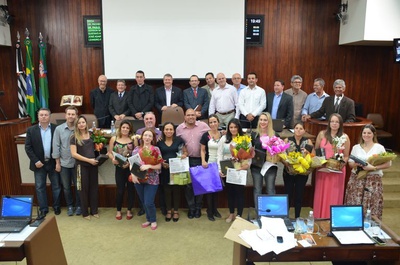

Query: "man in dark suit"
<box><xmin>265</xmin><ymin>79</ymin><xmax>294</xmax><ymax>129</ymax></box>
<box><xmin>154</xmin><ymin>73</ymin><xmax>183</xmax><ymax>120</ymax></box>
<box><xmin>109</xmin><ymin>79</ymin><xmax>131</xmax><ymax>122</ymax></box>
<box><xmin>128</xmin><ymin>70</ymin><xmax>154</xmax><ymax>120</ymax></box>
<box><xmin>183</xmin><ymin>74</ymin><xmax>209</xmax><ymax>120</ymax></box>
<box><xmin>25</xmin><ymin>108</ymin><xmax>61</xmax><ymax>217</ymax></box>
<box><xmin>303</xmin><ymin>79</ymin><xmax>355</xmax><ymax>123</ymax></box>
<box><xmin>90</xmin><ymin>74</ymin><xmax>113</xmax><ymax>128</ymax></box>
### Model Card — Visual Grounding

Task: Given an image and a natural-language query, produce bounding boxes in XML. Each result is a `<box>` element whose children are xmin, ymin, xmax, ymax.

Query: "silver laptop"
<box><xmin>330</xmin><ymin>205</ymin><xmax>374</xmax><ymax>245</ymax></box>
<box><xmin>0</xmin><ymin>195</ymin><xmax>33</xmax><ymax>233</ymax></box>
<box><xmin>256</xmin><ymin>194</ymin><xmax>295</xmax><ymax>232</ymax></box>
<box><xmin>272</xmin><ymin>119</ymin><xmax>284</xmax><ymax>132</ymax></box>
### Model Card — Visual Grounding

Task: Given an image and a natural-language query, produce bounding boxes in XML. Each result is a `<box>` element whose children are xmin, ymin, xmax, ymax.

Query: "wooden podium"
<box><xmin>0</xmin><ymin>216</ymin><xmax>67</xmax><ymax>265</ymax></box>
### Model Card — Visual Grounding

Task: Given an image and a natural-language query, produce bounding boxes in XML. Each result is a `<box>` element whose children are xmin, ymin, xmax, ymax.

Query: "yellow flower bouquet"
<box><xmin>229</xmin><ymin>134</ymin><xmax>255</xmax><ymax>165</ymax></box>
<box><xmin>279</xmin><ymin>151</ymin><xmax>327</xmax><ymax>175</ymax></box>
<box><xmin>356</xmin><ymin>152</ymin><xmax>397</xmax><ymax>179</ymax></box>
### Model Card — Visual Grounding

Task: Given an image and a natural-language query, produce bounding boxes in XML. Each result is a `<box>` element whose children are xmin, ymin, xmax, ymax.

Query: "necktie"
<box><xmin>193</xmin><ymin>89</ymin><xmax>197</xmax><ymax>98</ymax></box>
<box><xmin>119</xmin><ymin>93</ymin><xmax>122</xmax><ymax>100</ymax></box>
<box><xmin>334</xmin><ymin>97</ymin><xmax>339</xmax><ymax>112</ymax></box>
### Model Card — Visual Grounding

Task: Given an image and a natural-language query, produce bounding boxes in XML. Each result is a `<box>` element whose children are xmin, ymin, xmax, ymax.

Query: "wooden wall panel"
<box><xmin>0</xmin><ymin>0</ymin><xmax>399</xmax><ymax>206</ymax></box>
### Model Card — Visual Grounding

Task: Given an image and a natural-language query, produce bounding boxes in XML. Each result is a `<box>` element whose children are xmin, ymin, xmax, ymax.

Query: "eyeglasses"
<box><xmin>293</xmin><ymin>81</ymin><xmax>302</xmax><ymax>84</ymax></box>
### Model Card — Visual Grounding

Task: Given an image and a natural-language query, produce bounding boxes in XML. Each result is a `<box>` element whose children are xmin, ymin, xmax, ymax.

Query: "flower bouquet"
<box><xmin>279</xmin><ymin>152</ymin><xmax>327</xmax><ymax>175</ymax></box>
<box><xmin>260</xmin><ymin>135</ymin><xmax>290</xmax><ymax>163</ymax></box>
<box><xmin>139</xmin><ymin>145</ymin><xmax>164</xmax><ymax>172</ymax></box>
<box><xmin>326</xmin><ymin>135</ymin><xmax>347</xmax><ymax>171</ymax></box>
<box><xmin>229</xmin><ymin>134</ymin><xmax>255</xmax><ymax>168</ymax></box>
<box><xmin>91</xmin><ymin>129</ymin><xmax>108</xmax><ymax>154</ymax></box>
<box><xmin>357</xmin><ymin>152</ymin><xmax>397</xmax><ymax>179</ymax></box>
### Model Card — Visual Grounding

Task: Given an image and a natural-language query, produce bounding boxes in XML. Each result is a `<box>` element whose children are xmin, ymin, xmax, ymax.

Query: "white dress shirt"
<box><xmin>238</xmin><ymin>85</ymin><xmax>266</xmax><ymax>117</ymax></box>
<box><xmin>208</xmin><ymin>84</ymin><xmax>239</xmax><ymax>118</ymax></box>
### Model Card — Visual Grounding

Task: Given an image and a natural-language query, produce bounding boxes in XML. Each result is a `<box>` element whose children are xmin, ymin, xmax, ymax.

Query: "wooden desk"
<box><xmin>233</xmin><ymin>220</ymin><xmax>400</xmax><ymax>265</ymax></box>
<box><xmin>0</xmin><ymin>216</ymin><xmax>67</xmax><ymax>265</ymax></box>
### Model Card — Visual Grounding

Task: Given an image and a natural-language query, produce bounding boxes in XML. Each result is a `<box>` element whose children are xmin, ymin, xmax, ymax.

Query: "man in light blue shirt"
<box><xmin>231</xmin><ymin>73</ymin><xmax>246</xmax><ymax>96</ymax></box>
<box><xmin>301</xmin><ymin>78</ymin><xmax>329</xmax><ymax>122</ymax></box>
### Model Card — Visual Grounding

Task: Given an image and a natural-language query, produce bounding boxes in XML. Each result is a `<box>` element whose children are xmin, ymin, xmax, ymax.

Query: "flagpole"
<box><xmin>38</xmin><ymin>32</ymin><xmax>49</xmax><ymax>108</ymax></box>
<box><xmin>24</xmin><ymin>28</ymin><xmax>39</xmax><ymax>123</ymax></box>
<box><xmin>16</xmin><ymin>31</ymin><xmax>27</xmax><ymax>118</ymax></box>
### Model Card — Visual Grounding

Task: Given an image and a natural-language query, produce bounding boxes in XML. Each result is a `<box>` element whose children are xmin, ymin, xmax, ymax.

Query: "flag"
<box><xmin>24</xmin><ymin>37</ymin><xmax>39</xmax><ymax>123</ymax></box>
<box><xmin>38</xmin><ymin>37</ymin><xmax>49</xmax><ymax>108</ymax></box>
<box><xmin>16</xmin><ymin>38</ymin><xmax>27</xmax><ymax>118</ymax></box>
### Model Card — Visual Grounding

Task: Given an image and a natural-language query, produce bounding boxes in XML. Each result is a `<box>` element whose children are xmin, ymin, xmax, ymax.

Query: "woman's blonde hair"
<box><xmin>254</xmin><ymin>112</ymin><xmax>275</xmax><ymax>137</ymax></box>
<box><xmin>74</xmin><ymin>115</ymin><xmax>88</xmax><ymax>146</ymax></box>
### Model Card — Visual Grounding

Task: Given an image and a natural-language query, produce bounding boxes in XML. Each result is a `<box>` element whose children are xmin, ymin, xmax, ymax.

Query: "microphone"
<box><xmin>5</xmin><ymin>195</ymin><xmax>45</xmax><ymax>226</ymax></box>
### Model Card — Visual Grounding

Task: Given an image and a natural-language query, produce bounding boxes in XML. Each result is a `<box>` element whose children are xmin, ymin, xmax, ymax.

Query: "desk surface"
<box><xmin>235</xmin><ymin>219</ymin><xmax>400</xmax><ymax>265</ymax></box>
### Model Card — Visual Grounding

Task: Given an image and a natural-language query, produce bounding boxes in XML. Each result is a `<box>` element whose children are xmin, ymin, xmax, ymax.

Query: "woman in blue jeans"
<box><xmin>130</xmin><ymin>128</ymin><xmax>163</xmax><ymax>230</ymax></box>
<box><xmin>250</xmin><ymin>112</ymin><xmax>278</xmax><ymax>207</ymax></box>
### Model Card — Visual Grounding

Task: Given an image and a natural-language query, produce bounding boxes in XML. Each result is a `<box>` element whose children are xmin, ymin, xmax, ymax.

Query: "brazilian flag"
<box><xmin>24</xmin><ymin>37</ymin><xmax>39</xmax><ymax>123</ymax></box>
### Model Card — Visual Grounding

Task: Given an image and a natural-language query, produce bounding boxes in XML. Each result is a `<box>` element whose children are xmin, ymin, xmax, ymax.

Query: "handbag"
<box><xmin>189</xmin><ymin>162</ymin><xmax>223</xmax><ymax>196</ymax></box>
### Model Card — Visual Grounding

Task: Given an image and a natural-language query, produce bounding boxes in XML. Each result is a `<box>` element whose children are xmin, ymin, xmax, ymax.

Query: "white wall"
<box><xmin>339</xmin><ymin>0</ymin><xmax>400</xmax><ymax>45</ymax></box>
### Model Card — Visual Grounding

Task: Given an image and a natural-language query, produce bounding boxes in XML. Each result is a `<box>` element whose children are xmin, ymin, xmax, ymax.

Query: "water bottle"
<box><xmin>364</xmin><ymin>209</ymin><xmax>371</xmax><ymax>229</ymax></box>
<box><xmin>307</xmin><ymin>210</ymin><xmax>314</xmax><ymax>233</ymax></box>
<box><xmin>110</xmin><ymin>120</ymin><xmax>115</xmax><ymax>134</ymax></box>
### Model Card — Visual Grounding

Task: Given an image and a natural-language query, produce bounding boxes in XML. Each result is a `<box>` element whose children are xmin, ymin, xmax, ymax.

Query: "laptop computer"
<box><xmin>256</xmin><ymin>194</ymin><xmax>295</xmax><ymax>232</ymax></box>
<box><xmin>330</xmin><ymin>205</ymin><xmax>374</xmax><ymax>245</ymax></box>
<box><xmin>272</xmin><ymin>119</ymin><xmax>284</xmax><ymax>132</ymax></box>
<box><xmin>0</xmin><ymin>195</ymin><xmax>33</xmax><ymax>233</ymax></box>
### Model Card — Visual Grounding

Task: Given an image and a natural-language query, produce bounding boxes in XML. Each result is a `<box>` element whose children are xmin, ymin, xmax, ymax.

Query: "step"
<box><xmin>382</xmin><ymin>168</ymin><xmax>399</xmax><ymax>179</ymax></box>
<box><xmin>383</xmin><ymin>192</ymin><xmax>400</xmax><ymax>208</ymax></box>
<box><xmin>383</xmin><ymin>177</ymin><xmax>400</xmax><ymax>192</ymax></box>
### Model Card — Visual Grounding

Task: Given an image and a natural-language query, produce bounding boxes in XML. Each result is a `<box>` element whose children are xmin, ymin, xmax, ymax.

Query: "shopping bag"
<box><xmin>189</xmin><ymin>162</ymin><xmax>223</xmax><ymax>195</ymax></box>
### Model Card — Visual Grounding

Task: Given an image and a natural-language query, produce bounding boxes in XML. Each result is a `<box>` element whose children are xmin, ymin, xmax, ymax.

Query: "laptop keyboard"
<box><xmin>0</xmin><ymin>220</ymin><xmax>28</xmax><ymax>228</ymax></box>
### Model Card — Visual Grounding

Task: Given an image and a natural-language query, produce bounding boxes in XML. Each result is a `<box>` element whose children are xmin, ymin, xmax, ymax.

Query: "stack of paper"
<box><xmin>238</xmin><ymin>217</ymin><xmax>297</xmax><ymax>255</ymax></box>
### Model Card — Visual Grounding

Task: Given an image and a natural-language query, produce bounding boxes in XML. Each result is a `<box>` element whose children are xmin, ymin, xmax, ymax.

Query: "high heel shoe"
<box><xmin>225</xmin><ymin>214</ymin><xmax>235</xmax><ymax>223</ymax></box>
<box><xmin>173</xmin><ymin>211</ymin><xmax>179</xmax><ymax>222</ymax></box>
<box><xmin>165</xmin><ymin>211</ymin><xmax>172</xmax><ymax>222</ymax></box>
<box><xmin>116</xmin><ymin>212</ymin><xmax>122</xmax><ymax>220</ymax></box>
<box><xmin>126</xmin><ymin>211</ymin><xmax>133</xmax><ymax>220</ymax></box>
<box><xmin>141</xmin><ymin>222</ymin><xmax>151</xmax><ymax>228</ymax></box>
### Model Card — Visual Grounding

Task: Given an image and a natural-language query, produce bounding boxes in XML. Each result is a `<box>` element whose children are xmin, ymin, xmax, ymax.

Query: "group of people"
<box><xmin>25</xmin><ymin>71</ymin><xmax>390</xmax><ymax>231</ymax></box>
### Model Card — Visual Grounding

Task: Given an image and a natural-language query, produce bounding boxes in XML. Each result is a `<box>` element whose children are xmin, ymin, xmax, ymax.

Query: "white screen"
<box><xmin>102</xmin><ymin>0</ymin><xmax>245</xmax><ymax>79</ymax></box>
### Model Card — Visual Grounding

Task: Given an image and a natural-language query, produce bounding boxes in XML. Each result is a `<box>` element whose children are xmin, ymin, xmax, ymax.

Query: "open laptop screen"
<box><xmin>1</xmin><ymin>195</ymin><xmax>33</xmax><ymax>219</ymax></box>
<box><xmin>330</xmin><ymin>205</ymin><xmax>364</xmax><ymax>231</ymax></box>
<box><xmin>257</xmin><ymin>194</ymin><xmax>289</xmax><ymax>218</ymax></box>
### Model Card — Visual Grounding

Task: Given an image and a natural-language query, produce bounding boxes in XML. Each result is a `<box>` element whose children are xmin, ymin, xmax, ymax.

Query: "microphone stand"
<box><xmin>5</xmin><ymin>195</ymin><xmax>45</xmax><ymax>226</ymax></box>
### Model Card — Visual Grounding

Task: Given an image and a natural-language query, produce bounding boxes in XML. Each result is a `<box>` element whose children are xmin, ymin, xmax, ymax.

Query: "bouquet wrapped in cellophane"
<box><xmin>357</xmin><ymin>152</ymin><xmax>397</xmax><ymax>179</ymax></box>
<box><xmin>279</xmin><ymin>151</ymin><xmax>327</xmax><ymax>175</ymax></box>
<box><xmin>260</xmin><ymin>136</ymin><xmax>290</xmax><ymax>163</ymax></box>
<box><xmin>229</xmin><ymin>134</ymin><xmax>254</xmax><ymax>167</ymax></box>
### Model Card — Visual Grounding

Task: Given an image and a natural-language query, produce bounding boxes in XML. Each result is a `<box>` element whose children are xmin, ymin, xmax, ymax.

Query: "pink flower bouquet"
<box><xmin>260</xmin><ymin>135</ymin><xmax>290</xmax><ymax>163</ymax></box>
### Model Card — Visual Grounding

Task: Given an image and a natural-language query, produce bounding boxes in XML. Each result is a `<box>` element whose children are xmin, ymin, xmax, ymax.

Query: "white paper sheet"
<box><xmin>226</xmin><ymin>168</ymin><xmax>247</xmax><ymax>185</ymax></box>
<box><xmin>169</xmin><ymin>157</ymin><xmax>189</xmax><ymax>173</ymax></box>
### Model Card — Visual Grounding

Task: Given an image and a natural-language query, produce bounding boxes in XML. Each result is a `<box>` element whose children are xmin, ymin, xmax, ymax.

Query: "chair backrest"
<box><xmin>366</xmin><ymin>113</ymin><xmax>384</xmax><ymax>128</ymax></box>
<box><xmin>49</xmin><ymin>112</ymin><xmax>66</xmax><ymax>125</ymax></box>
<box><xmin>115</xmin><ymin>116</ymin><xmax>135</xmax><ymax>128</ymax></box>
<box><xmin>82</xmin><ymin>114</ymin><xmax>98</xmax><ymax>128</ymax></box>
<box><xmin>161</xmin><ymin>106</ymin><xmax>185</xmax><ymax>126</ymax></box>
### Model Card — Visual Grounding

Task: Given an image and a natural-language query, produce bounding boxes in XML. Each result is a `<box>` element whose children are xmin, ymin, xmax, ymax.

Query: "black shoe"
<box><xmin>207</xmin><ymin>214</ymin><xmax>215</xmax><ymax>221</ymax></box>
<box><xmin>39</xmin><ymin>210</ymin><xmax>48</xmax><ymax>218</ymax></box>
<box><xmin>187</xmin><ymin>210</ymin><xmax>194</xmax><ymax>219</ymax></box>
<box><xmin>54</xmin><ymin>207</ymin><xmax>61</xmax><ymax>215</ymax></box>
<box><xmin>137</xmin><ymin>208</ymin><xmax>145</xmax><ymax>216</ymax></box>
<box><xmin>161</xmin><ymin>207</ymin><xmax>167</xmax><ymax>216</ymax></box>
<box><xmin>195</xmin><ymin>209</ymin><xmax>201</xmax><ymax>218</ymax></box>
<box><xmin>213</xmin><ymin>210</ymin><xmax>222</xmax><ymax>218</ymax></box>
